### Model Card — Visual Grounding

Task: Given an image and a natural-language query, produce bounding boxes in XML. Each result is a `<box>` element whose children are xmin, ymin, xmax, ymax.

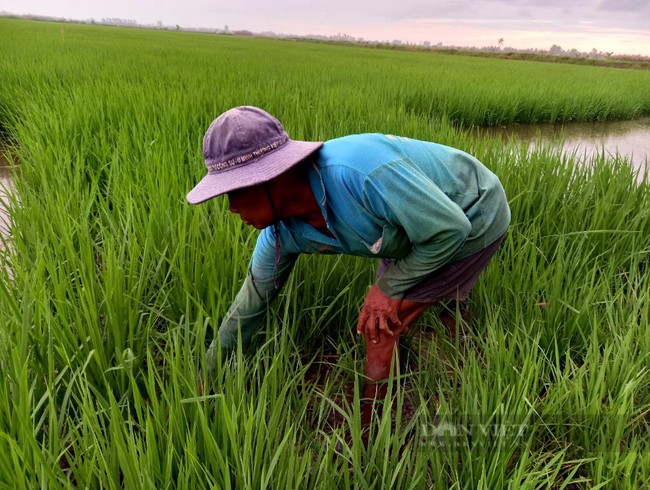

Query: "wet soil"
<box><xmin>299</xmin><ymin>306</ymin><xmax>470</xmax><ymax>448</ymax></box>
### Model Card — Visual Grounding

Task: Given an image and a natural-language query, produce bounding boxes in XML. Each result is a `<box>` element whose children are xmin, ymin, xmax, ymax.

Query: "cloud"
<box><xmin>598</xmin><ymin>0</ymin><xmax>650</xmax><ymax>11</ymax></box>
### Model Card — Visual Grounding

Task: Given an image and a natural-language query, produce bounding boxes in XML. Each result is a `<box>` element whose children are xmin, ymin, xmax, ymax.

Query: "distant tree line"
<box><xmin>1</xmin><ymin>11</ymin><xmax>648</xmax><ymax>63</ymax></box>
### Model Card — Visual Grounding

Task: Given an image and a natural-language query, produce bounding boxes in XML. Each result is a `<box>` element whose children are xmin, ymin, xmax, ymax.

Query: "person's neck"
<box><xmin>274</xmin><ymin>175</ymin><xmax>330</xmax><ymax>233</ymax></box>
<box><xmin>287</xmin><ymin>184</ymin><xmax>328</xmax><ymax>230</ymax></box>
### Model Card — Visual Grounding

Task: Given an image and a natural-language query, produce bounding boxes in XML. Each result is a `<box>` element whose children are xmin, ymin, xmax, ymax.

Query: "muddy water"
<box><xmin>477</xmin><ymin>117</ymin><xmax>650</xmax><ymax>178</ymax></box>
<box><xmin>0</xmin><ymin>146</ymin><xmax>14</xmax><ymax>244</ymax></box>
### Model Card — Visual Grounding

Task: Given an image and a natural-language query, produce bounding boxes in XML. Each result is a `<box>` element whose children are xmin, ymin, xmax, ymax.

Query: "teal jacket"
<box><xmin>216</xmin><ymin>133</ymin><xmax>510</xmax><ymax>348</ymax></box>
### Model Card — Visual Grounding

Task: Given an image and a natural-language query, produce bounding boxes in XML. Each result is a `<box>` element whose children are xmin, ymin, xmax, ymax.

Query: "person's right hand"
<box><xmin>356</xmin><ymin>284</ymin><xmax>404</xmax><ymax>343</ymax></box>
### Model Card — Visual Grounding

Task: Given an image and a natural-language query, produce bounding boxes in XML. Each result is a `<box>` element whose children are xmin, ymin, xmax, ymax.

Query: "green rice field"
<box><xmin>1</xmin><ymin>18</ymin><xmax>650</xmax><ymax>488</ymax></box>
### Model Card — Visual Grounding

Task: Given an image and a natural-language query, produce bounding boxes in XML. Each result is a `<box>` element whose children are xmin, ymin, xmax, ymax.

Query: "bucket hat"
<box><xmin>186</xmin><ymin>106</ymin><xmax>323</xmax><ymax>204</ymax></box>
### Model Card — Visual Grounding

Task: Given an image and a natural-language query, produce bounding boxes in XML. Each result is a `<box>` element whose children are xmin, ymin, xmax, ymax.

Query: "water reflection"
<box><xmin>477</xmin><ymin>118</ymin><xmax>650</xmax><ymax>177</ymax></box>
<box><xmin>0</xmin><ymin>149</ymin><xmax>14</xmax><ymax>243</ymax></box>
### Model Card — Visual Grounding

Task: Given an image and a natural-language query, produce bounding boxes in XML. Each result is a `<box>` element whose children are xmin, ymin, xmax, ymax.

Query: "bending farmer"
<box><xmin>187</xmin><ymin>106</ymin><xmax>510</xmax><ymax>399</ymax></box>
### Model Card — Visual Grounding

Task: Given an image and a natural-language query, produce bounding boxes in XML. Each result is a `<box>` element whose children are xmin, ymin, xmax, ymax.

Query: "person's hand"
<box><xmin>356</xmin><ymin>284</ymin><xmax>403</xmax><ymax>344</ymax></box>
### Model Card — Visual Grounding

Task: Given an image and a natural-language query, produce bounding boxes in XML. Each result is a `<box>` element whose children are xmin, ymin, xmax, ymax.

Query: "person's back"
<box><xmin>315</xmin><ymin>133</ymin><xmax>510</xmax><ymax>261</ymax></box>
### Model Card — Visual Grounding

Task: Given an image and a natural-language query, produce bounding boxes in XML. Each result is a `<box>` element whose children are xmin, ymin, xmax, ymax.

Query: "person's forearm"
<box><xmin>216</xmin><ymin>252</ymin><xmax>297</xmax><ymax>350</ymax></box>
<box><xmin>376</xmin><ymin>225</ymin><xmax>470</xmax><ymax>298</ymax></box>
<box><xmin>217</xmin><ymin>271</ymin><xmax>271</xmax><ymax>349</ymax></box>
<box><xmin>362</xmin><ymin>162</ymin><xmax>473</xmax><ymax>298</ymax></box>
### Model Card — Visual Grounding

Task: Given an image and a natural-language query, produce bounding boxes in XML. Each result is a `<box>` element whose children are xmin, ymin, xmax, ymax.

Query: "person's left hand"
<box><xmin>356</xmin><ymin>284</ymin><xmax>403</xmax><ymax>344</ymax></box>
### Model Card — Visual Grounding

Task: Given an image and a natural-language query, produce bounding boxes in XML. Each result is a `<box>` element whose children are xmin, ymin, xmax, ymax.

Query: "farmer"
<box><xmin>187</xmin><ymin>106</ymin><xmax>510</xmax><ymax>400</ymax></box>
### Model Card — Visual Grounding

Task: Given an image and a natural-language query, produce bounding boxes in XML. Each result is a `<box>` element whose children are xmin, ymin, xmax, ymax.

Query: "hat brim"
<box><xmin>186</xmin><ymin>139</ymin><xmax>323</xmax><ymax>204</ymax></box>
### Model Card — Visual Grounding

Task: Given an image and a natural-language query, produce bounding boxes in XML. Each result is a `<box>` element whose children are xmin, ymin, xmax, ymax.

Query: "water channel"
<box><xmin>476</xmin><ymin>117</ymin><xmax>650</xmax><ymax>179</ymax></box>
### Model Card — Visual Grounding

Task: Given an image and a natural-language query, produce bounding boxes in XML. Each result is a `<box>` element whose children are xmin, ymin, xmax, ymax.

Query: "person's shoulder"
<box><xmin>318</xmin><ymin>134</ymin><xmax>400</xmax><ymax>171</ymax></box>
<box><xmin>323</xmin><ymin>133</ymin><xmax>388</xmax><ymax>147</ymax></box>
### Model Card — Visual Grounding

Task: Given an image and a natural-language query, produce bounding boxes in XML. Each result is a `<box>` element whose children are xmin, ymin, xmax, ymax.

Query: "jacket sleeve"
<box><xmin>363</xmin><ymin>161</ymin><xmax>471</xmax><ymax>298</ymax></box>
<box><xmin>217</xmin><ymin>227</ymin><xmax>298</xmax><ymax>349</ymax></box>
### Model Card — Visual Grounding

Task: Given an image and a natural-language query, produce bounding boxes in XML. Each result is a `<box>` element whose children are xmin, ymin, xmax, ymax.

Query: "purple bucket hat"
<box><xmin>187</xmin><ymin>106</ymin><xmax>323</xmax><ymax>204</ymax></box>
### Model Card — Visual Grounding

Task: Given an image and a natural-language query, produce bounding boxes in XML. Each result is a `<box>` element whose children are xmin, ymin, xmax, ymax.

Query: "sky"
<box><xmin>2</xmin><ymin>0</ymin><xmax>650</xmax><ymax>56</ymax></box>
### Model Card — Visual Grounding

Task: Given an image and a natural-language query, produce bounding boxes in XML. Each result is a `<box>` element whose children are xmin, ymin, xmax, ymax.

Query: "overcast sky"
<box><xmin>2</xmin><ymin>0</ymin><xmax>650</xmax><ymax>56</ymax></box>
